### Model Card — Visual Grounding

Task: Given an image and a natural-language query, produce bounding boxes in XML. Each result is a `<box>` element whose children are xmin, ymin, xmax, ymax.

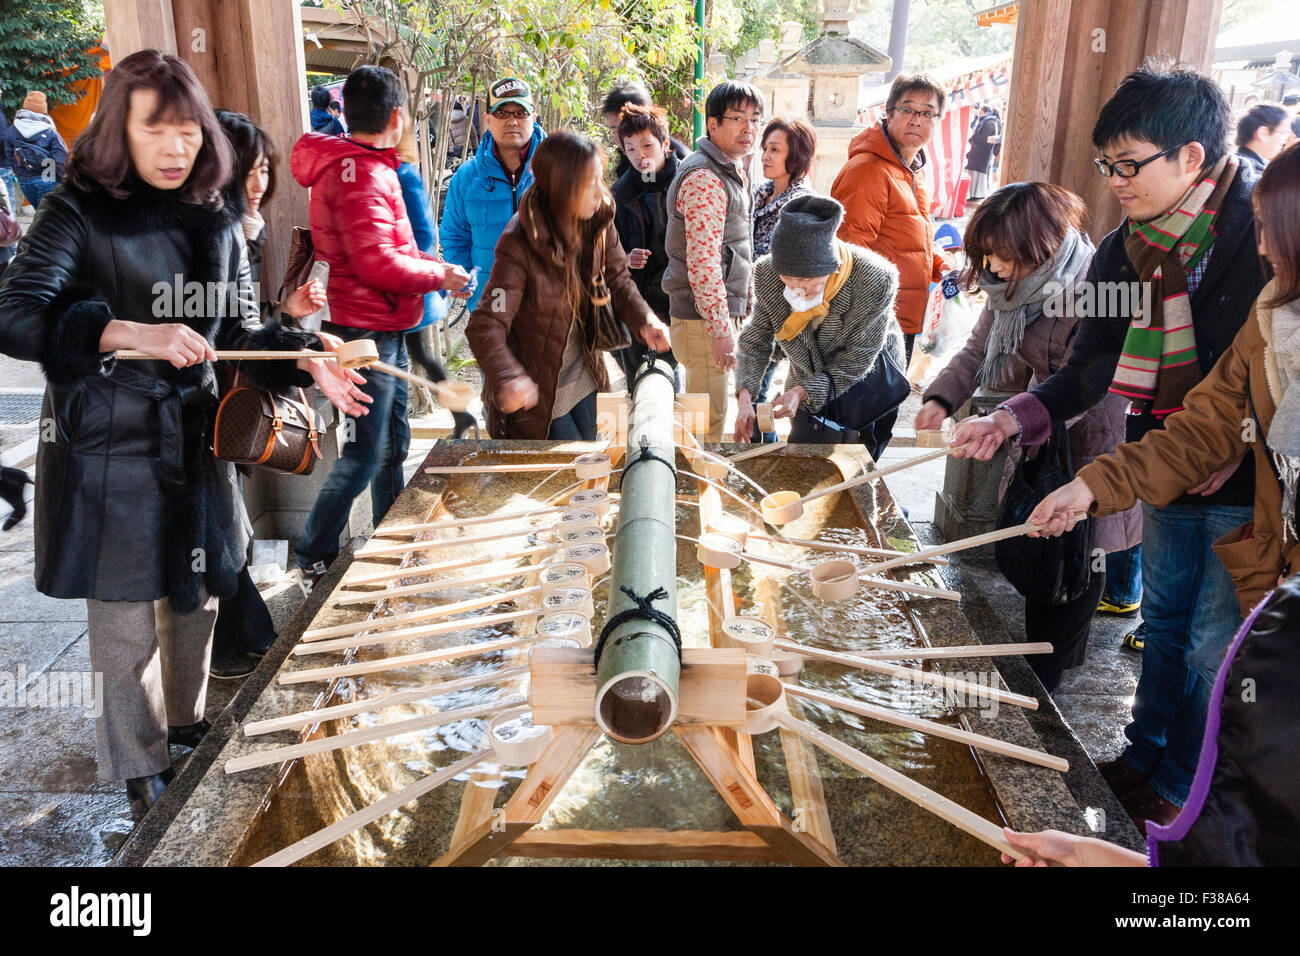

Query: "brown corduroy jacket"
<box><xmin>1081</xmin><ymin>282</ymin><xmax>1300</xmax><ymax>616</ymax></box>
<box><xmin>466</xmin><ymin>196</ymin><xmax>654</xmax><ymax>439</ymax></box>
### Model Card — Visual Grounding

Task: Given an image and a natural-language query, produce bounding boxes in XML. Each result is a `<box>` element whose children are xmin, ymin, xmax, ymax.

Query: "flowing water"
<box><xmin>228</xmin><ymin>449</ymin><xmax>1004</xmax><ymax>866</ymax></box>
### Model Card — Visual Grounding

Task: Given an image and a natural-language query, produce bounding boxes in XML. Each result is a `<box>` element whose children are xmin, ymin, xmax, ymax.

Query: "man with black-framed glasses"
<box><xmin>663</xmin><ymin>79</ymin><xmax>764</xmax><ymax>440</ymax></box>
<box><xmin>951</xmin><ymin>60</ymin><xmax>1268</xmax><ymax>832</ymax></box>
<box><xmin>440</xmin><ymin>77</ymin><xmax>545</xmax><ymax>312</ymax></box>
<box><xmin>831</xmin><ymin>72</ymin><xmax>950</xmax><ymax>454</ymax></box>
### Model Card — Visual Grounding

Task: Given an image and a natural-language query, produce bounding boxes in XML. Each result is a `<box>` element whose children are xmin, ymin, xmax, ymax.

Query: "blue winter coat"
<box><xmin>397</xmin><ymin>161</ymin><xmax>447</xmax><ymax>331</ymax></box>
<box><xmin>309</xmin><ymin>107</ymin><xmax>344</xmax><ymax>136</ymax></box>
<box><xmin>439</xmin><ymin>125</ymin><xmax>544</xmax><ymax>310</ymax></box>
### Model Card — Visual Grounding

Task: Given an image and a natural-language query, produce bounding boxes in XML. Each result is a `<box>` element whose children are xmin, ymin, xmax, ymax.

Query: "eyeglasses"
<box><xmin>722</xmin><ymin>114</ymin><xmax>764</xmax><ymax>129</ymax></box>
<box><xmin>492</xmin><ymin>107</ymin><xmax>531</xmax><ymax>121</ymax></box>
<box><xmin>892</xmin><ymin>106</ymin><xmax>938</xmax><ymax>122</ymax></box>
<box><xmin>1094</xmin><ymin>144</ymin><xmax>1186</xmax><ymax>178</ymax></box>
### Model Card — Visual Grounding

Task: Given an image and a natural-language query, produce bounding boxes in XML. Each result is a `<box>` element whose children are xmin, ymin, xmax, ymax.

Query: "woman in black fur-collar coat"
<box><xmin>0</xmin><ymin>50</ymin><xmax>369</xmax><ymax>815</ymax></box>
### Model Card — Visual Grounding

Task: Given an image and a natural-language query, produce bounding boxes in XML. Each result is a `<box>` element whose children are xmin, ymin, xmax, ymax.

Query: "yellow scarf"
<box><xmin>775</xmin><ymin>240</ymin><xmax>854</xmax><ymax>342</ymax></box>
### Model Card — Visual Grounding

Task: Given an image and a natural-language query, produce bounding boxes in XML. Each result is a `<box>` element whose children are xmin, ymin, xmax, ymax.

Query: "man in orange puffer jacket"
<box><xmin>832</xmin><ymin>74</ymin><xmax>949</xmax><ymax>364</ymax></box>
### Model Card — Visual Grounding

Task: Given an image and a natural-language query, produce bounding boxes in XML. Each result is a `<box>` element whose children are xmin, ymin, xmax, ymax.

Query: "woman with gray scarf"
<box><xmin>916</xmin><ymin>183</ymin><xmax>1141</xmax><ymax>691</ymax></box>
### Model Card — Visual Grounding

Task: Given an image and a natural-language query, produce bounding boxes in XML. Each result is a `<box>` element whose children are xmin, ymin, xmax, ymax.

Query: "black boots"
<box><xmin>0</xmin><ymin>466</ymin><xmax>32</xmax><ymax>531</ymax></box>
<box><xmin>167</xmin><ymin>717</ymin><xmax>211</xmax><ymax>749</ymax></box>
<box><xmin>126</xmin><ymin>766</ymin><xmax>175</xmax><ymax>821</ymax></box>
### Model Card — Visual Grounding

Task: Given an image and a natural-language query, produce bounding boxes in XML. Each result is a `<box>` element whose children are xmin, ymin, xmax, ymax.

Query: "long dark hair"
<box><xmin>518</xmin><ymin>130</ymin><xmax>611</xmax><ymax>289</ymax></box>
<box><xmin>65</xmin><ymin>49</ymin><xmax>231</xmax><ymax>206</ymax></box>
<box><xmin>1255</xmin><ymin>142</ymin><xmax>1300</xmax><ymax>308</ymax></box>
<box><xmin>216</xmin><ymin>110</ymin><xmax>278</xmax><ymax>208</ymax></box>
<box><xmin>960</xmin><ymin>182</ymin><xmax>1087</xmax><ymax>297</ymax></box>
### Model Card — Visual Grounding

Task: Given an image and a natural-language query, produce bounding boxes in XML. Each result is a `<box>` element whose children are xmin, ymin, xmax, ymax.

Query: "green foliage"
<box><xmin>712</xmin><ymin>0</ymin><xmax>816</xmax><ymax>71</ymax></box>
<box><xmin>0</xmin><ymin>0</ymin><xmax>104</xmax><ymax>113</ymax></box>
<box><xmin>1219</xmin><ymin>0</ymin><xmax>1275</xmax><ymax>31</ymax></box>
<box><xmin>852</xmin><ymin>0</ymin><xmax>1014</xmax><ymax>74</ymax></box>
<box><xmin>307</xmin><ymin>73</ymin><xmax>348</xmax><ymax>89</ymax></box>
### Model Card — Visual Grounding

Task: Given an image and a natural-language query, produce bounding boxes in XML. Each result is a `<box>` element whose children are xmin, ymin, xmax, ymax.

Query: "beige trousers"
<box><xmin>670</xmin><ymin>316</ymin><xmax>736</xmax><ymax>442</ymax></box>
<box><xmin>85</xmin><ymin>590</ymin><xmax>218</xmax><ymax>781</ymax></box>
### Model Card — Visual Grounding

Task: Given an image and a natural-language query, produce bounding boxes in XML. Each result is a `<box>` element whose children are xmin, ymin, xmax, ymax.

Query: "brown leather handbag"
<box><xmin>213</xmin><ymin>383</ymin><xmax>324</xmax><ymax>475</ymax></box>
<box><xmin>582</xmin><ymin>229</ymin><xmax>633</xmax><ymax>352</ymax></box>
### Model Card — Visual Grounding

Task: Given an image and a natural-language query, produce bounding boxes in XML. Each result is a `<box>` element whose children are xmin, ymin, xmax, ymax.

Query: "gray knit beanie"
<box><xmin>769</xmin><ymin>195</ymin><xmax>844</xmax><ymax>277</ymax></box>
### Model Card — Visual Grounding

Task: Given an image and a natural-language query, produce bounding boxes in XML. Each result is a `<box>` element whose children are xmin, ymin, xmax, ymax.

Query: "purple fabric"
<box><xmin>1144</xmin><ymin>588</ymin><xmax>1275</xmax><ymax>866</ymax></box>
<box><xmin>1000</xmin><ymin>391</ymin><xmax>1053</xmax><ymax>447</ymax></box>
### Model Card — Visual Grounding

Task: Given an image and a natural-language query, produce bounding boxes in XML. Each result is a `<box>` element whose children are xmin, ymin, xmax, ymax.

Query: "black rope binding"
<box><xmin>618</xmin><ymin>435</ymin><xmax>676</xmax><ymax>489</ymax></box>
<box><xmin>592</xmin><ymin>585</ymin><xmax>683</xmax><ymax>671</ymax></box>
<box><xmin>632</xmin><ymin>348</ymin><xmax>677</xmax><ymax>394</ymax></box>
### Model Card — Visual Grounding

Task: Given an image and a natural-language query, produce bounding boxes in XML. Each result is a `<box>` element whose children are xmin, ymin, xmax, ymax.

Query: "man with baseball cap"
<box><xmin>440</xmin><ymin>77</ymin><xmax>546</xmax><ymax>311</ymax></box>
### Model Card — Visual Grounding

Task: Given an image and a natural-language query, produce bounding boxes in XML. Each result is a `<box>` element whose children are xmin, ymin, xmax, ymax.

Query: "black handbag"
<box><xmin>994</xmin><ymin>421</ymin><xmax>1094</xmax><ymax>604</ymax></box>
<box><xmin>582</xmin><ymin>229</ymin><xmax>633</xmax><ymax>352</ymax></box>
<box><xmin>790</xmin><ymin>336</ymin><xmax>910</xmax><ymax>444</ymax></box>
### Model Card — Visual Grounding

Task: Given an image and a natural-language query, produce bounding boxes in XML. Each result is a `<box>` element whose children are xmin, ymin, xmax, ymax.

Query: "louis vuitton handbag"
<box><xmin>213</xmin><ymin>380</ymin><xmax>324</xmax><ymax>475</ymax></box>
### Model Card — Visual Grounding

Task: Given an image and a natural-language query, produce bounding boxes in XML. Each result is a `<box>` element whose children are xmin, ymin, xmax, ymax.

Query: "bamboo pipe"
<box><xmin>783</xmin><ymin>683</ymin><xmax>1068</xmax><ymax>772</ymax></box>
<box><xmin>864</xmin><ymin>515</ymin><xmax>1089</xmax><ymax>577</ymax></box>
<box><xmin>594</xmin><ymin>355</ymin><xmax>682</xmax><ymax>745</ymax></box>
<box><xmin>224</xmin><ymin>695</ymin><xmax>524</xmax><ymax>773</ymax></box>
<box><xmin>252</xmin><ymin>749</ymin><xmax>492</xmax><ymax>866</ymax></box>
<box><xmin>771</xmin><ymin>711</ymin><xmax>1034</xmax><ymax>863</ymax></box>
<box><xmin>243</xmin><ymin>667</ymin><xmax>530</xmax><ymax>736</ymax></box>
<box><xmin>773</xmin><ymin>639</ymin><xmax>1038</xmax><ymax>710</ymax></box>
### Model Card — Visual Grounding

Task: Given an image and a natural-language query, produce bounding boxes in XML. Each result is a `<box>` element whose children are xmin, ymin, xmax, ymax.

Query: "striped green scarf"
<box><xmin>1110</xmin><ymin>153</ymin><xmax>1236</xmax><ymax>417</ymax></box>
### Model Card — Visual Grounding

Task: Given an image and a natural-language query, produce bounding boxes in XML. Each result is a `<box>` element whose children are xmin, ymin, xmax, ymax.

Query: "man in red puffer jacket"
<box><xmin>291</xmin><ymin>65</ymin><xmax>470</xmax><ymax>583</ymax></box>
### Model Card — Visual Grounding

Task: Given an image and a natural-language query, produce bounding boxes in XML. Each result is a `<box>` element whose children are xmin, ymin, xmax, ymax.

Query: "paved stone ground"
<box><xmin>0</xmin><ymin>339</ymin><xmax>1142</xmax><ymax>866</ymax></box>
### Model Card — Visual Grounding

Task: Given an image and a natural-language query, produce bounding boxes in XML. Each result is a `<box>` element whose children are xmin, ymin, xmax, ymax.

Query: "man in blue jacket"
<box><xmin>439</xmin><ymin>77</ymin><xmax>544</xmax><ymax>311</ymax></box>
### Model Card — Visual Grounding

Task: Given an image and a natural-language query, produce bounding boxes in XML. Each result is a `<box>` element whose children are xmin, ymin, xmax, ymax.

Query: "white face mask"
<box><xmin>783</xmin><ymin>281</ymin><xmax>826</xmax><ymax>312</ymax></box>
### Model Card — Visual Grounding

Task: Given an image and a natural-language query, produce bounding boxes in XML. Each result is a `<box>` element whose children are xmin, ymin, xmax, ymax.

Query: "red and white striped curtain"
<box><xmin>922</xmin><ymin>103</ymin><xmax>974</xmax><ymax>219</ymax></box>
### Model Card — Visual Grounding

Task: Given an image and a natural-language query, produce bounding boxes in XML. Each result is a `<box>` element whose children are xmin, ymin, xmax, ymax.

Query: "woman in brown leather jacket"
<box><xmin>466</xmin><ymin>129</ymin><xmax>670</xmax><ymax>440</ymax></box>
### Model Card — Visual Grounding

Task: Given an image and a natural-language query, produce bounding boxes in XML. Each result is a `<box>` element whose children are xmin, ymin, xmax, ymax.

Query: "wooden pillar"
<box><xmin>102</xmin><ymin>0</ymin><xmax>310</xmax><ymax>290</ymax></box>
<box><xmin>1002</xmin><ymin>0</ymin><xmax>1224</xmax><ymax>241</ymax></box>
<box><xmin>102</xmin><ymin>0</ymin><xmax>177</xmax><ymax>57</ymax></box>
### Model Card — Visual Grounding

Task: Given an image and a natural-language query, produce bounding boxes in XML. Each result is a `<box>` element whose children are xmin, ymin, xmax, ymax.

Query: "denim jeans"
<box><xmin>17</xmin><ymin>175</ymin><xmax>57</xmax><ymax>210</ymax></box>
<box><xmin>1104</xmin><ymin>543</ymin><xmax>1143</xmax><ymax>606</ymax></box>
<box><xmin>1122</xmin><ymin>503</ymin><xmax>1249</xmax><ymax>805</ymax></box>
<box><xmin>0</xmin><ymin>169</ymin><xmax>16</xmax><ymax>213</ymax></box>
<box><xmin>547</xmin><ymin>390</ymin><xmax>598</xmax><ymax>441</ymax></box>
<box><xmin>295</xmin><ymin>327</ymin><xmax>410</xmax><ymax>572</ymax></box>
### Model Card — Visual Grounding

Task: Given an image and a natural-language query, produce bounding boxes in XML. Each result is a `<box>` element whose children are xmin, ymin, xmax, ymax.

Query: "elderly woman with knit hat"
<box><xmin>734</xmin><ymin>194</ymin><xmax>905</xmax><ymax>459</ymax></box>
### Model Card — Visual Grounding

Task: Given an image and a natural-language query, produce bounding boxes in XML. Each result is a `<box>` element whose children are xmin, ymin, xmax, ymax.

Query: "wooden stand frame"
<box><xmin>429</xmin><ymin>477</ymin><xmax>844</xmax><ymax>867</ymax></box>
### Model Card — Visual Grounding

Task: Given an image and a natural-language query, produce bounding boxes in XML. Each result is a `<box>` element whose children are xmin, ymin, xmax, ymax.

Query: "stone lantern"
<box><xmin>749</xmin><ymin>1</ymin><xmax>891</xmax><ymax>192</ymax></box>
